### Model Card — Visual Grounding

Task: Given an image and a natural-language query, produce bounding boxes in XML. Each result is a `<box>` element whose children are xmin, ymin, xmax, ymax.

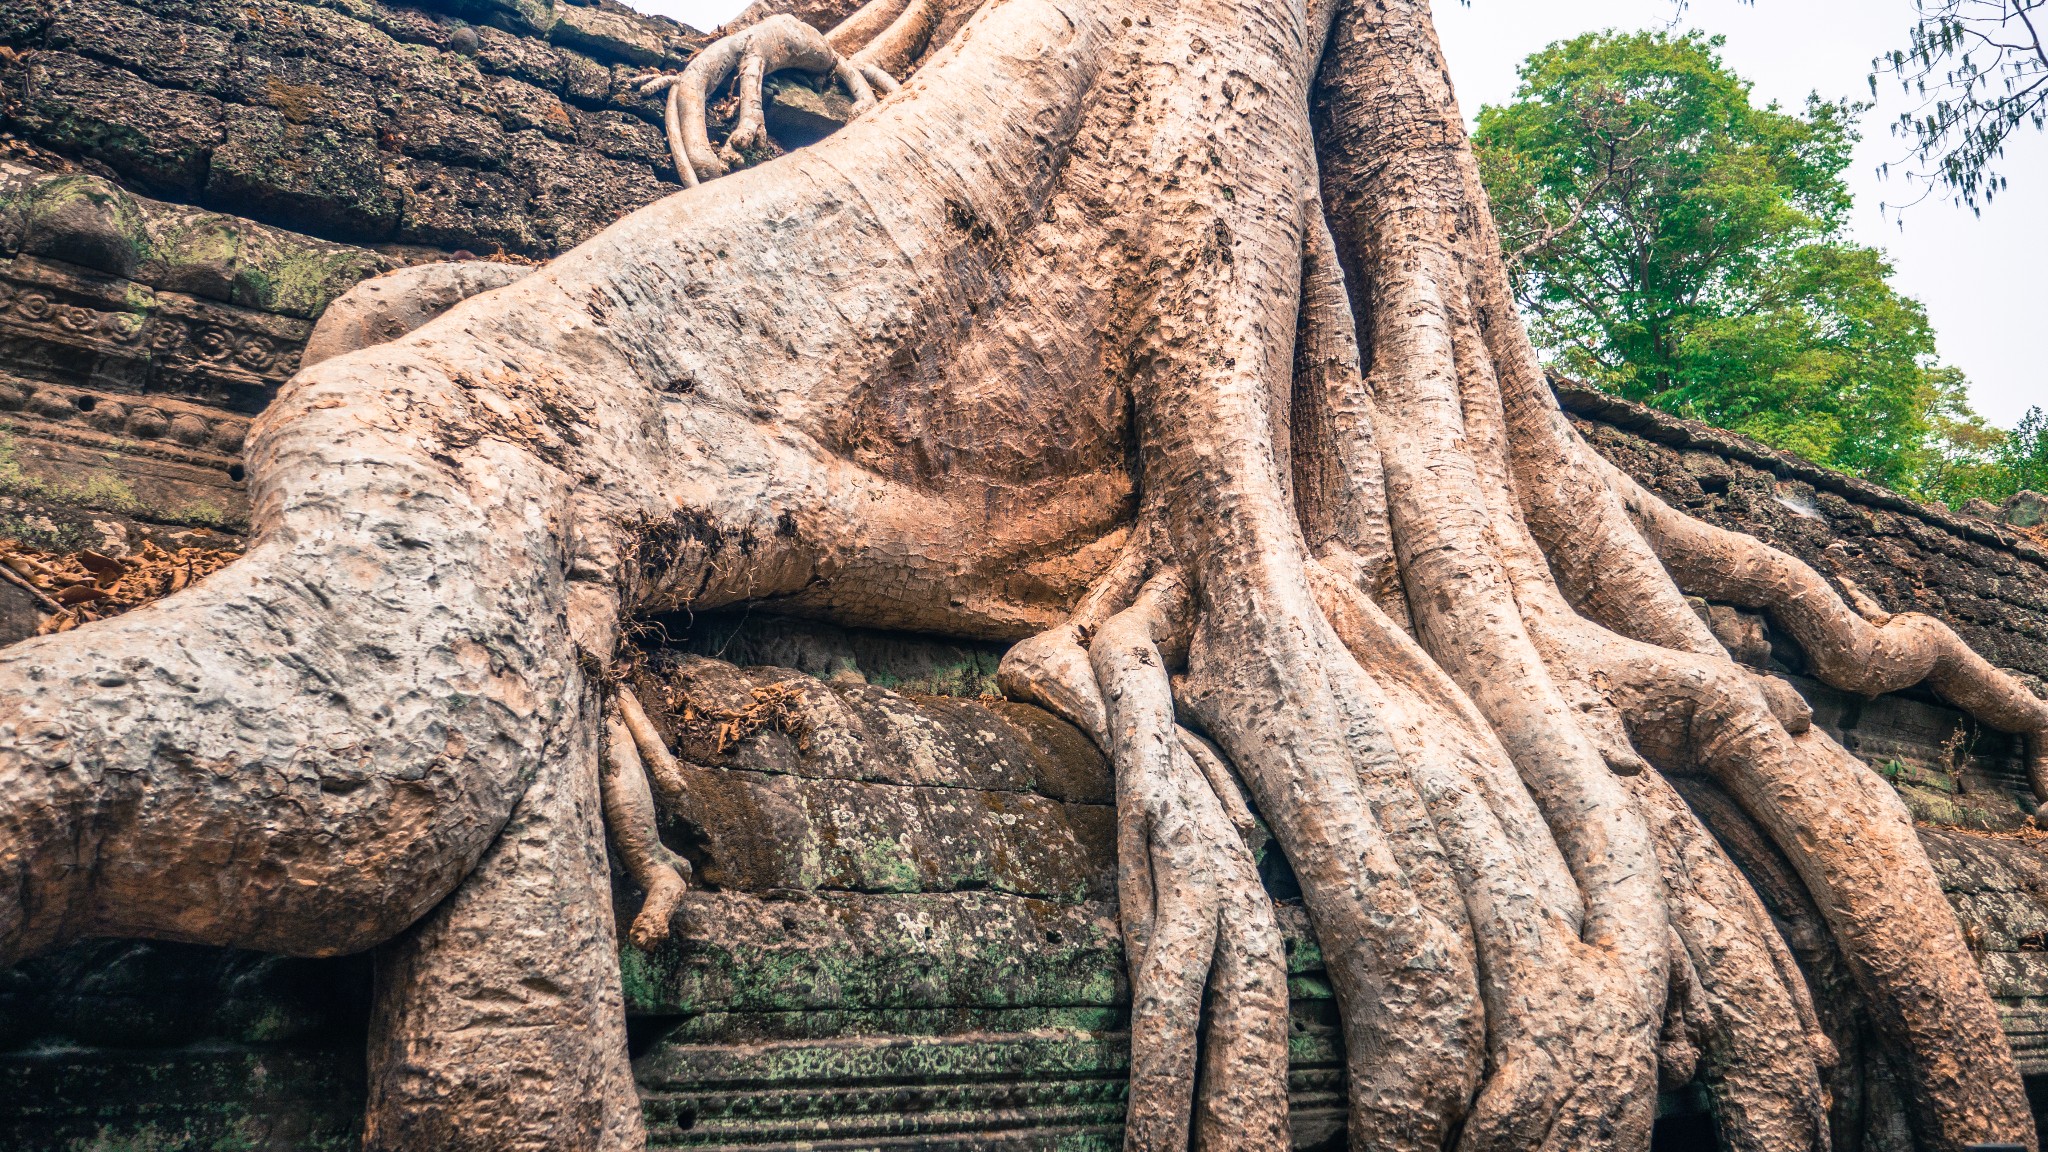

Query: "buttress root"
<box><xmin>1001</xmin><ymin>568</ymin><xmax>1290</xmax><ymax>1151</ymax></box>
<box><xmin>1596</xmin><ymin>451</ymin><xmax>2048</xmax><ymax>824</ymax></box>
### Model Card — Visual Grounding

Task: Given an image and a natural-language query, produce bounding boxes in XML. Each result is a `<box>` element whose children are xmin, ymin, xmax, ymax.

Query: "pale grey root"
<box><xmin>0</xmin><ymin>0</ymin><xmax>2035</xmax><ymax>1147</ymax></box>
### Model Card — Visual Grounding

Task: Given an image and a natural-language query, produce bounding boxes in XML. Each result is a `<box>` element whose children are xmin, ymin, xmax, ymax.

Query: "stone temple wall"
<box><xmin>1</xmin><ymin>0</ymin><xmax>700</xmax><ymax>254</ymax></box>
<box><xmin>3</xmin><ymin>2</ymin><xmax>2048</xmax><ymax>1149</ymax></box>
<box><xmin>0</xmin><ymin>0</ymin><xmax>703</xmax><ymax>632</ymax></box>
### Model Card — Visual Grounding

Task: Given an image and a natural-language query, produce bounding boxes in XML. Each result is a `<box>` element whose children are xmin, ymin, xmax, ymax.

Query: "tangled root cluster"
<box><xmin>0</xmin><ymin>0</ymin><xmax>2041</xmax><ymax>1148</ymax></box>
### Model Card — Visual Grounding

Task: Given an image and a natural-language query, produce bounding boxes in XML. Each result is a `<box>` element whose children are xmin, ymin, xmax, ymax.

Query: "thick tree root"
<box><xmin>1598</xmin><ymin>456</ymin><xmax>2048</xmax><ymax>819</ymax></box>
<box><xmin>1308</xmin><ymin>0</ymin><xmax>2037</xmax><ymax>1146</ymax></box>
<box><xmin>1316</xmin><ymin>38</ymin><xmax>1672</xmax><ymax>1142</ymax></box>
<box><xmin>1310</xmin><ymin>569</ymin><xmax>1662</xmax><ymax>1152</ymax></box>
<box><xmin>4</xmin><ymin>0</ymin><xmax>2041</xmax><ymax>1147</ymax></box>
<box><xmin>1667</xmin><ymin>774</ymin><xmax>1920</xmax><ymax>1150</ymax></box>
<box><xmin>1094</xmin><ymin>572</ymin><xmax>1288</xmax><ymax>1150</ymax></box>
<box><xmin>367</xmin><ymin>689</ymin><xmax>643</xmax><ymax>1152</ymax></box>
<box><xmin>1447</xmin><ymin>155</ymin><xmax>2036</xmax><ymax>1139</ymax></box>
<box><xmin>1180</xmin><ymin>593</ymin><xmax>1483</xmax><ymax>1152</ymax></box>
<box><xmin>1291</xmin><ymin>210</ymin><xmax>1677</xmax><ymax>1148</ymax></box>
<box><xmin>1434</xmin><ymin>47</ymin><xmax>2036</xmax><ymax>1133</ymax></box>
<box><xmin>0</xmin><ymin>0</ymin><xmax>1113</xmax><ymax>1135</ymax></box>
<box><xmin>1623</xmin><ymin>768</ymin><xmax>1831</xmax><ymax>1151</ymax></box>
<box><xmin>1002</xmin><ymin>566</ymin><xmax>1289</xmax><ymax>1150</ymax></box>
<box><xmin>1594</xmin><ymin>636</ymin><xmax>2036</xmax><ymax>1149</ymax></box>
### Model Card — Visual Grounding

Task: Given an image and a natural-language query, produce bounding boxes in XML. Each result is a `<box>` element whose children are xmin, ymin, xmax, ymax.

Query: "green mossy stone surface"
<box><xmin>0</xmin><ymin>943</ymin><xmax>369</xmax><ymax>1152</ymax></box>
<box><xmin>0</xmin><ymin>164</ymin><xmax>390</xmax><ymax>318</ymax></box>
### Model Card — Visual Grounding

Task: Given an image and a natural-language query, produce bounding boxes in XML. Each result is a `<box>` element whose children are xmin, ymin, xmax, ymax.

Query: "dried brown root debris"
<box><xmin>1</xmin><ymin>539</ymin><xmax>240</xmax><ymax>635</ymax></box>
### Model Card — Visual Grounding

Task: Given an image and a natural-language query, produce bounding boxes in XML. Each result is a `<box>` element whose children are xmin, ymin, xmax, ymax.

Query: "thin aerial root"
<box><xmin>611</xmin><ymin>686</ymin><xmax>690</xmax><ymax>808</ymax></box>
<box><xmin>639</xmin><ymin>14</ymin><xmax>885</xmax><ymax>185</ymax></box>
<box><xmin>858</xmin><ymin>62</ymin><xmax>902</xmax><ymax>94</ymax></box>
<box><xmin>601</xmin><ymin>697</ymin><xmax>691</xmax><ymax>950</ymax></box>
<box><xmin>823</xmin><ymin>0</ymin><xmax>915</xmax><ymax>54</ymax></box>
<box><xmin>1177</xmin><ymin>728</ymin><xmax>1261</xmax><ymax>848</ymax></box>
<box><xmin>850</xmin><ymin>0</ymin><xmax>941</xmax><ymax>77</ymax></box>
<box><xmin>724</xmin><ymin>52</ymin><xmax>772</xmax><ymax>159</ymax></box>
<box><xmin>636</xmin><ymin>65</ymin><xmax>727</xmax><ymax>184</ymax></box>
<box><xmin>656</xmin><ymin>78</ymin><xmax>697</xmax><ymax>187</ymax></box>
<box><xmin>835</xmin><ymin>60</ymin><xmax>882</xmax><ymax>109</ymax></box>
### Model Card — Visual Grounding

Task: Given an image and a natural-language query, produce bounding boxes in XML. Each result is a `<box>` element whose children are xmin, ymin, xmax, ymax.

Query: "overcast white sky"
<box><xmin>626</xmin><ymin>0</ymin><xmax>2045</xmax><ymax>426</ymax></box>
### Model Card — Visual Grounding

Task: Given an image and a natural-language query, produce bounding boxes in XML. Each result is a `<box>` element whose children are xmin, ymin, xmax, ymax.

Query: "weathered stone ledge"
<box><xmin>1557</xmin><ymin>380</ymin><xmax>2048</xmax><ymax>567</ymax></box>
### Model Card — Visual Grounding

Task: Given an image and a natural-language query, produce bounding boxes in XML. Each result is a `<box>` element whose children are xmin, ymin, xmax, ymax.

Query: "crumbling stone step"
<box><xmin>0</xmin><ymin>1049</ymin><xmax>361</xmax><ymax>1149</ymax></box>
<box><xmin>634</xmin><ymin>1022</ymin><xmax>1345</xmax><ymax>1150</ymax></box>
<box><xmin>661</xmin><ymin>760</ymin><xmax>1116</xmax><ymax>901</ymax></box>
<box><xmin>636</xmin><ymin>652</ymin><xmax>1108</xmax><ymax>801</ymax></box>
<box><xmin>622</xmin><ymin>890</ymin><xmax>1128</xmax><ymax>1017</ymax></box>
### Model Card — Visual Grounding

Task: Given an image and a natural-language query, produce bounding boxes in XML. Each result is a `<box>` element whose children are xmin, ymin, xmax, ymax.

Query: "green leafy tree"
<box><xmin>1474</xmin><ymin>30</ymin><xmax>1993</xmax><ymax>497</ymax></box>
<box><xmin>1999</xmin><ymin>406</ymin><xmax>2048</xmax><ymax>493</ymax></box>
<box><xmin>1932</xmin><ymin>405</ymin><xmax>2048</xmax><ymax>504</ymax></box>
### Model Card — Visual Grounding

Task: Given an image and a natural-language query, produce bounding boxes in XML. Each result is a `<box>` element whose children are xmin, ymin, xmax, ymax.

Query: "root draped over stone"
<box><xmin>0</xmin><ymin>0</ymin><xmax>2040</xmax><ymax>1148</ymax></box>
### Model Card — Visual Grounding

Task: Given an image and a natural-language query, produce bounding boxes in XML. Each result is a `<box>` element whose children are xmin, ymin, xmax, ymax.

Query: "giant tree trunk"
<box><xmin>1</xmin><ymin>0</ymin><xmax>2042</xmax><ymax>1148</ymax></box>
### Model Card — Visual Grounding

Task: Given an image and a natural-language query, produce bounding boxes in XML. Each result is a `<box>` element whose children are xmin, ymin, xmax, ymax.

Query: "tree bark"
<box><xmin>0</xmin><ymin>0</ymin><xmax>2039</xmax><ymax>1147</ymax></box>
<box><xmin>366</xmin><ymin>686</ymin><xmax>643</xmax><ymax>1152</ymax></box>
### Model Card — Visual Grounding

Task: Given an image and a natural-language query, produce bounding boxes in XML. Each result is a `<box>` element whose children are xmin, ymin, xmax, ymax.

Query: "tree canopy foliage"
<box><xmin>1875</xmin><ymin>0</ymin><xmax>2048</xmax><ymax>211</ymax></box>
<box><xmin>1931</xmin><ymin>404</ymin><xmax>2048</xmax><ymax>504</ymax></box>
<box><xmin>1474</xmin><ymin>29</ymin><xmax>2035</xmax><ymax>506</ymax></box>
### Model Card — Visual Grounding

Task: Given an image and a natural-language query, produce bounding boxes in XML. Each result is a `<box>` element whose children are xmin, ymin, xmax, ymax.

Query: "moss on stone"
<box><xmin>18</xmin><ymin>174</ymin><xmax>155</xmax><ymax>276</ymax></box>
<box><xmin>0</xmin><ymin>512</ymin><xmax>97</xmax><ymax>553</ymax></box>
<box><xmin>228</xmin><ymin>244</ymin><xmax>382</xmax><ymax>319</ymax></box>
<box><xmin>0</xmin><ymin>435</ymin><xmax>230</xmax><ymax>529</ymax></box>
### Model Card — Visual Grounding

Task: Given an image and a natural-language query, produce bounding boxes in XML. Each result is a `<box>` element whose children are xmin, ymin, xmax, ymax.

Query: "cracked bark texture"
<box><xmin>0</xmin><ymin>0</ymin><xmax>2039</xmax><ymax>1148</ymax></box>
